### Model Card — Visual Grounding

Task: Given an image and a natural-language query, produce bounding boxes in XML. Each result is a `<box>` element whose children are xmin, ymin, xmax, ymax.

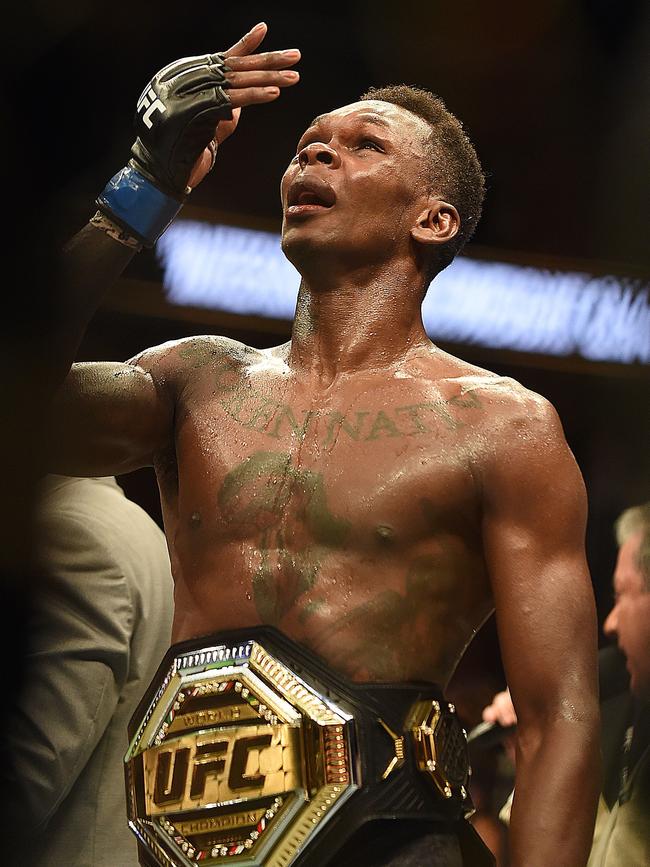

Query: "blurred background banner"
<box><xmin>157</xmin><ymin>218</ymin><xmax>650</xmax><ymax>364</ymax></box>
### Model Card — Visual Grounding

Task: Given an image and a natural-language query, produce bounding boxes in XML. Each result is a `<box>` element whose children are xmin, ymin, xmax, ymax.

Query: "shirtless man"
<box><xmin>52</xmin><ymin>22</ymin><xmax>599</xmax><ymax>867</ymax></box>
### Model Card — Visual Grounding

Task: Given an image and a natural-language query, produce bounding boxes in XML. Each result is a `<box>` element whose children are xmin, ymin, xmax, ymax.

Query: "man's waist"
<box><xmin>171</xmin><ymin>606</ymin><xmax>456</xmax><ymax>684</ymax></box>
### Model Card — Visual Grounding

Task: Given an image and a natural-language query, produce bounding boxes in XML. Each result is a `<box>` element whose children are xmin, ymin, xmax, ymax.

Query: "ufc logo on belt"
<box><xmin>144</xmin><ymin>723</ymin><xmax>298</xmax><ymax>813</ymax></box>
<box><xmin>137</xmin><ymin>86</ymin><xmax>166</xmax><ymax>129</ymax></box>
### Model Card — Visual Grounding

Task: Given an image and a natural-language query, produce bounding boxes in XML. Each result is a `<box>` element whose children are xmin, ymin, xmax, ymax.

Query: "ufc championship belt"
<box><xmin>125</xmin><ymin>627</ymin><xmax>474</xmax><ymax>867</ymax></box>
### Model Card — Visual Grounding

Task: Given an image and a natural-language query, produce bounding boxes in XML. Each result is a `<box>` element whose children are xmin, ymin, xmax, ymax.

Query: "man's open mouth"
<box><xmin>286</xmin><ymin>176</ymin><xmax>336</xmax><ymax>215</ymax></box>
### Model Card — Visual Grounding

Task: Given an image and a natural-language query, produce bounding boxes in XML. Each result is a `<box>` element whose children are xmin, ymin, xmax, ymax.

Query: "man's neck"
<box><xmin>288</xmin><ymin>269</ymin><xmax>430</xmax><ymax>385</ymax></box>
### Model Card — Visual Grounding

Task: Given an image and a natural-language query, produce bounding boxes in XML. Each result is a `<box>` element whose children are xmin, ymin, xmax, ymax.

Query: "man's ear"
<box><xmin>411</xmin><ymin>198</ymin><xmax>460</xmax><ymax>247</ymax></box>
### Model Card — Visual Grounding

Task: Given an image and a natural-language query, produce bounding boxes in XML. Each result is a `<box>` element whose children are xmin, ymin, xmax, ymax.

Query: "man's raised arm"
<box><xmin>47</xmin><ymin>25</ymin><xmax>300</xmax><ymax>473</ymax></box>
<box><xmin>481</xmin><ymin>389</ymin><xmax>600</xmax><ymax>867</ymax></box>
<box><xmin>51</xmin><ymin>22</ymin><xmax>300</xmax><ymax>383</ymax></box>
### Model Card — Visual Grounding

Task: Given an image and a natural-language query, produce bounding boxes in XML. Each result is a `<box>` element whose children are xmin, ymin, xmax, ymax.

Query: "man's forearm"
<box><xmin>509</xmin><ymin>716</ymin><xmax>601</xmax><ymax>867</ymax></box>
<box><xmin>51</xmin><ymin>219</ymin><xmax>139</xmax><ymax>388</ymax></box>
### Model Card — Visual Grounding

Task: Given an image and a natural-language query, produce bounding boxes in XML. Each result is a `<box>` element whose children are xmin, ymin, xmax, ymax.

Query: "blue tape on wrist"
<box><xmin>96</xmin><ymin>166</ymin><xmax>183</xmax><ymax>247</ymax></box>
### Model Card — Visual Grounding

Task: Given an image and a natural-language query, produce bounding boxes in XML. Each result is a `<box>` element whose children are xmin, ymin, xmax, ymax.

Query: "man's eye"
<box><xmin>357</xmin><ymin>140</ymin><xmax>382</xmax><ymax>151</ymax></box>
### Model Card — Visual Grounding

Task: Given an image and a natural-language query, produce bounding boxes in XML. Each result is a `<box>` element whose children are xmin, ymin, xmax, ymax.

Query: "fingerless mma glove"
<box><xmin>97</xmin><ymin>53</ymin><xmax>232</xmax><ymax>247</ymax></box>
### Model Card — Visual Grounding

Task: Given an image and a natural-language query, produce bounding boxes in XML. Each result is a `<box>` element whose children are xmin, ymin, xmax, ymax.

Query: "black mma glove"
<box><xmin>97</xmin><ymin>53</ymin><xmax>232</xmax><ymax>248</ymax></box>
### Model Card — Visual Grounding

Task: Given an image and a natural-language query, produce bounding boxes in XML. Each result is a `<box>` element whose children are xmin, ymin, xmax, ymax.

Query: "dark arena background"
<box><xmin>4</xmin><ymin>2</ymin><xmax>649</xmax><ymax>863</ymax></box>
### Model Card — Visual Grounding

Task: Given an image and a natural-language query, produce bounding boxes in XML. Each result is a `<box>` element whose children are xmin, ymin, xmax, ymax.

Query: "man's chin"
<box><xmin>281</xmin><ymin>224</ymin><xmax>330</xmax><ymax>264</ymax></box>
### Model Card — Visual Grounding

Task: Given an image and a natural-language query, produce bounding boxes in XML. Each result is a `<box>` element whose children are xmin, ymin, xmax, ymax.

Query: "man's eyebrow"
<box><xmin>307</xmin><ymin>113</ymin><xmax>327</xmax><ymax>129</ymax></box>
<box><xmin>304</xmin><ymin>112</ymin><xmax>392</xmax><ymax>132</ymax></box>
<box><xmin>355</xmin><ymin>113</ymin><xmax>391</xmax><ymax>128</ymax></box>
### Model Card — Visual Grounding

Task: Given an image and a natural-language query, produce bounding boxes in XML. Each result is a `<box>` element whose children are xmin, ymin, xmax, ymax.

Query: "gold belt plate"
<box><xmin>125</xmin><ymin>640</ymin><xmax>358</xmax><ymax>866</ymax></box>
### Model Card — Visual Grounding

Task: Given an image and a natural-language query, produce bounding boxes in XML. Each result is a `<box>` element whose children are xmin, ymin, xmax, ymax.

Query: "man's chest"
<box><xmin>171</xmin><ymin>374</ymin><xmax>484</xmax><ymax>546</ymax></box>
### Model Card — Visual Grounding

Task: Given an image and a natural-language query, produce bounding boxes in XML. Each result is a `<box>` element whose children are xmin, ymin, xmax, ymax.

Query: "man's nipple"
<box><xmin>375</xmin><ymin>524</ymin><xmax>395</xmax><ymax>543</ymax></box>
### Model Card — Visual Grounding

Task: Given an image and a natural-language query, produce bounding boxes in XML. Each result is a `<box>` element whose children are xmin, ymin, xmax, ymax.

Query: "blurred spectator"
<box><xmin>3</xmin><ymin>475</ymin><xmax>173</xmax><ymax>866</ymax></box>
<box><xmin>479</xmin><ymin>501</ymin><xmax>650</xmax><ymax>866</ymax></box>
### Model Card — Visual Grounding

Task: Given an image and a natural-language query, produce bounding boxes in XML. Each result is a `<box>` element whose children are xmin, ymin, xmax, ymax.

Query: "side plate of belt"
<box><xmin>125</xmin><ymin>626</ymin><xmax>474</xmax><ymax>867</ymax></box>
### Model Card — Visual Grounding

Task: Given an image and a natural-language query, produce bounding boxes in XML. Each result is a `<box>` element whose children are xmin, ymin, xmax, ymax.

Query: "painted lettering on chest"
<box><xmin>219</xmin><ymin>388</ymin><xmax>481</xmax><ymax>446</ymax></box>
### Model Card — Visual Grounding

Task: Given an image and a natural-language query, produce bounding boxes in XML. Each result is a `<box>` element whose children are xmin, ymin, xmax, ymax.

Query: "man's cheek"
<box><xmin>619</xmin><ymin>597</ymin><xmax>650</xmax><ymax>654</ymax></box>
<box><xmin>280</xmin><ymin>170</ymin><xmax>293</xmax><ymax>203</ymax></box>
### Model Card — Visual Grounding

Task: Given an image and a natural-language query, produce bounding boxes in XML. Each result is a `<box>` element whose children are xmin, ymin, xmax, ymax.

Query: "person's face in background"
<box><xmin>603</xmin><ymin>530</ymin><xmax>650</xmax><ymax>697</ymax></box>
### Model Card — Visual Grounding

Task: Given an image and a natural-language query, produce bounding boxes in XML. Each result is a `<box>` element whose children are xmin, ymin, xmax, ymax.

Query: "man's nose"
<box><xmin>298</xmin><ymin>142</ymin><xmax>340</xmax><ymax>170</ymax></box>
<box><xmin>603</xmin><ymin>605</ymin><xmax>618</xmax><ymax>638</ymax></box>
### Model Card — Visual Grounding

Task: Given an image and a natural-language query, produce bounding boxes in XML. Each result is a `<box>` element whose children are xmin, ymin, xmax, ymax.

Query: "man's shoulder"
<box><xmin>127</xmin><ymin>335</ymin><xmax>267</xmax><ymax>381</ymax></box>
<box><xmin>425</xmin><ymin>349</ymin><xmax>557</xmax><ymax>429</ymax></box>
<box><xmin>36</xmin><ymin>475</ymin><xmax>163</xmax><ymax>548</ymax></box>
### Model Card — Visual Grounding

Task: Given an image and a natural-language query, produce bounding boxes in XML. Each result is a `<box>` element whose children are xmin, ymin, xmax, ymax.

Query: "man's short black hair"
<box><xmin>360</xmin><ymin>85</ymin><xmax>486</xmax><ymax>281</ymax></box>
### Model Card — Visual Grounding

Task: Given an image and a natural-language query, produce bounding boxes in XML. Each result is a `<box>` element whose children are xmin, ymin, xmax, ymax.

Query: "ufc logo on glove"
<box><xmin>136</xmin><ymin>86</ymin><xmax>167</xmax><ymax>129</ymax></box>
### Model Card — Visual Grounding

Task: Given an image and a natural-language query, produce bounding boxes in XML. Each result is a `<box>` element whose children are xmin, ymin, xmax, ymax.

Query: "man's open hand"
<box><xmin>188</xmin><ymin>22</ymin><xmax>300</xmax><ymax>188</ymax></box>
